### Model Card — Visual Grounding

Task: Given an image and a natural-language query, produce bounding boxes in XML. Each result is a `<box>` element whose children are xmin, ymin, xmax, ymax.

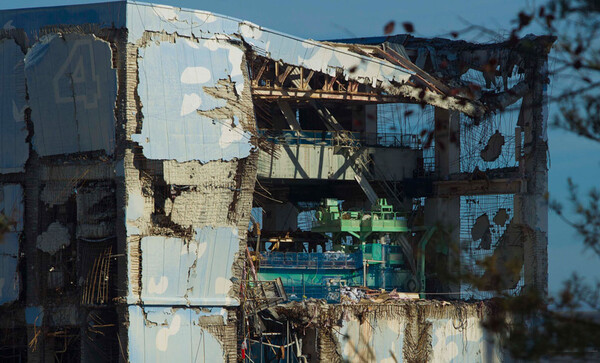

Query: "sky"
<box><xmin>7</xmin><ymin>0</ymin><xmax>600</xmax><ymax>297</ymax></box>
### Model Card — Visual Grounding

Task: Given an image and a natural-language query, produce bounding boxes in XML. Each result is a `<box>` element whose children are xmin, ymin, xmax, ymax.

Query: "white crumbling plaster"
<box><xmin>128</xmin><ymin>305</ymin><xmax>226</xmax><ymax>362</ymax></box>
<box><xmin>131</xmin><ymin>36</ymin><xmax>253</xmax><ymax>163</ymax></box>
<box><xmin>132</xmin><ymin>226</ymin><xmax>241</xmax><ymax>306</ymax></box>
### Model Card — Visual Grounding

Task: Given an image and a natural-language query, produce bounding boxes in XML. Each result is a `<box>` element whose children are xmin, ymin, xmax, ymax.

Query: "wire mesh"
<box><xmin>460</xmin><ymin>194</ymin><xmax>524</xmax><ymax>299</ymax></box>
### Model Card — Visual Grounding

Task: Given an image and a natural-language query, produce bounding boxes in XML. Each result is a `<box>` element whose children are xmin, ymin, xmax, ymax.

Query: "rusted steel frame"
<box><xmin>322</xmin><ymin>76</ymin><xmax>336</xmax><ymax>91</ymax></box>
<box><xmin>101</xmin><ymin>246</ymin><xmax>110</xmax><ymax>303</ymax></box>
<box><xmin>252</xmin><ymin>58</ymin><xmax>269</xmax><ymax>87</ymax></box>
<box><xmin>277</xmin><ymin>65</ymin><xmax>294</xmax><ymax>86</ymax></box>
<box><xmin>303</xmin><ymin>70</ymin><xmax>314</xmax><ymax>89</ymax></box>
<box><xmin>85</xmin><ymin>253</ymin><xmax>101</xmax><ymax>305</ymax></box>
<box><xmin>347</xmin><ymin>44</ymin><xmax>372</xmax><ymax>57</ymax></box>
<box><xmin>94</xmin><ymin>252</ymin><xmax>104</xmax><ymax>304</ymax></box>
<box><xmin>100</xmin><ymin>247</ymin><xmax>110</xmax><ymax>303</ymax></box>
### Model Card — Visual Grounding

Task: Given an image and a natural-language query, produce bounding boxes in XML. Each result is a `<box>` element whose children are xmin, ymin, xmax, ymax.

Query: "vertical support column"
<box><xmin>24</xmin><ymin>156</ymin><xmax>40</xmax><ymax>362</ymax></box>
<box><xmin>433</xmin><ymin>108</ymin><xmax>460</xmax><ymax>177</ymax></box>
<box><xmin>425</xmin><ymin>107</ymin><xmax>461</xmax><ymax>296</ymax></box>
<box><xmin>514</xmin><ymin>59</ymin><xmax>549</xmax><ymax>296</ymax></box>
<box><xmin>364</xmin><ymin>105</ymin><xmax>378</xmax><ymax>145</ymax></box>
<box><xmin>24</xmin><ymin>156</ymin><xmax>53</xmax><ymax>363</ymax></box>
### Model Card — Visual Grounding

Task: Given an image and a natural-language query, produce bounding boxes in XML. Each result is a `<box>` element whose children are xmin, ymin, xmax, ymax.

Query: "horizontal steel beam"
<box><xmin>433</xmin><ymin>178</ymin><xmax>525</xmax><ymax>196</ymax></box>
<box><xmin>252</xmin><ymin>87</ymin><xmax>413</xmax><ymax>104</ymax></box>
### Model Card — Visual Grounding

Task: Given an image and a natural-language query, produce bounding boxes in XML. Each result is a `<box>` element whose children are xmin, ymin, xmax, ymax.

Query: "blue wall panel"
<box><xmin>133</xmin><ymin>227</ymin><xmax>241</xmax><ymax>306</ymax></box>
<box><xmin>128</xmin><ymin>306</ymin><xmax>226</xmax><ymax>363</ymax></box>
<box><xmin>25</xmin><ymin>33</ymin><xmax>117</xmax><ymax>156</ymax></box>
<box><xmin>0</xmin><ymin>40</ymin><xmax>28</xmax><ymax>173</ymax></box>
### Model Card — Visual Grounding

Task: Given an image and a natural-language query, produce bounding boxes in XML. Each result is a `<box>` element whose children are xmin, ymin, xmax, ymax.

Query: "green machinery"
<box><xmin>312</xmin><ymin>198</ymin><xmax>409</xmax><ymax>241</ymax></box>
<box><xmin>313</xmin><ymin>198</ymin><xmax>434</xmax><ymax>292</ymax></box>
<box><xmin>257</xmin><ymin>198</ymin><xmax>435</xmax><ymax>300</ymax></box>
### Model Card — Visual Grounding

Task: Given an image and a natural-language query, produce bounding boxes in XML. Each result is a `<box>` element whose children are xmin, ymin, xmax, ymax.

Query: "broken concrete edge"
<box><xmin>275</xmin><ymin>299</ymin><xmax>501</xmax><ymax>361</ymax></box>
<box><xmin>122</xmin><ymin>28</ymin><xmax>257</xmax><ymax>304</ymax></box>
<box><xmin>130</xmin><ymin>30</ymin><xmax>255</xmax><ymax>163</ymax></box>
<box><xmin>126</xmin><ymin>305</ymin><xmax>236</xmax><ymax>361</ymax></box>
<box><xmin>118</xmin><ymin>33</ymin><xmax>255</xmax><ymax>360</ymax></box>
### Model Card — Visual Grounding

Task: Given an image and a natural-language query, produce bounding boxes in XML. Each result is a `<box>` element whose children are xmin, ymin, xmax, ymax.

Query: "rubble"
<box><xmin>340</xmin><ymin>286</ymin><xmax>420</xmax><ymax>304</ymax></box>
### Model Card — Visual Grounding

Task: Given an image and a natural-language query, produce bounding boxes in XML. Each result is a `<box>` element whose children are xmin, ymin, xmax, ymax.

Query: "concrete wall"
<box><xmin>281</xmin><ymin>301</ymin><xmax>502</xmax><ymax>363</ymax></box>
<box><xmin>122</xmin><ymin>3</ymin><xmax>260</xmax><ymax>361</ymax></box>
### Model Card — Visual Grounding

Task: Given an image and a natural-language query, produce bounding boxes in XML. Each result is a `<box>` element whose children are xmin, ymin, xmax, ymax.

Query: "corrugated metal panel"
<box><xmin>131</xmin><ymin>38</ymin><xmax>252</xmax><ymax>162</ymax></box>
<box><xmin>337</xmin><ymin>318</ymin><xmax>406</xmax><ymax>361</ymax></box>
<box><xmin>133</xmin><ymin>227</ymin><xmax>240</xmax><ymax>306</ymax></box>
<box><xmin>128</xmin><ymin>306</ymin><xmax>225</xmax><ymax>362</ymax></box>
<box><xmin>25</xmin><ymin>33</ymin><xmax>117</xmax><ymax>156</ymax></box>
<box><xmin>0</xmin><ymin>40</ymin><xmax>28</xmax><ymax>173</ymax></box>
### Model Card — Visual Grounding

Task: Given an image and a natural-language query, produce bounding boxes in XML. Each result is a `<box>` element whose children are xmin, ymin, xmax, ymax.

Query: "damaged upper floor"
<box><xmin>0</xmin><ymin>1</ymin><xmax>555</xmax><ymax>172</ymax></box>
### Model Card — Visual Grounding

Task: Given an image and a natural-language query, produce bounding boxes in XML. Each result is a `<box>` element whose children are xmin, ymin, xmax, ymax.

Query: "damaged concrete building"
<box><xmin>0</xmin><ymin>1</ymin><xmax>553</xmax><ymax>362</ymax></box>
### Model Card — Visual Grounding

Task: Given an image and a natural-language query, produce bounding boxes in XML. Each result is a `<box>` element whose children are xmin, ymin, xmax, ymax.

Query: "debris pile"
<box><xmin>341</xmin><ymin>286</ymin><xmax>420</xmax><ymax>304</ymax></box>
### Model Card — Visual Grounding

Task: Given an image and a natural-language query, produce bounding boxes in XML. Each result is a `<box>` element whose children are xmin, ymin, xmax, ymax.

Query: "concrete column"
<box><xmin>23</xmin><ymin>155</ymin><xmax>52</xmax><ymax>363</ymax></box>
<box><xmin>433</xmin><ymin>108</ymin><xmax>460</xmax><ymax>177</ymax></box>
<box><xmin>425</xmin><ymin>108</ymin><xmax>461</xmax><ymax>296</ymax></box>
<box><xmin>364</xmin><ymin>105</ymin><xmax>377</xmax><ymax>145</ymax></box>
<box><xmin>364</xmin><ymin>105</ymin><xmax>377</xmax><ymax>134</ymax></box>
<box><xmin>514</xmin><ymin>59</ymin><xmax>549</xmax><ymax>296</ymax></box>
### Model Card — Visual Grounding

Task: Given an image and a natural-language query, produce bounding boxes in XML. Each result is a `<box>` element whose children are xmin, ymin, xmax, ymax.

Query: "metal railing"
<box><xmin>259</xmin><ymin>251</ymin><xmax>363</xmax><ymax>270</ymax></box>
<box><xmin>311</xmin><ymin>212</ymin><xmax>408</xmax><ymax>229</ymax></box>
<box><xmin>258</xmin><ymin>129</ymin><xmax>422</xmax><ymax>149</ymax></box>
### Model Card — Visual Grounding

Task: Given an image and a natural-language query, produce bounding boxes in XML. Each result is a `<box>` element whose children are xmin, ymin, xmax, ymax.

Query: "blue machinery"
<box><xmin>256</xmin><ymin>199</ymin><xmax>435</xmax><ymax>301</ymax></box>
